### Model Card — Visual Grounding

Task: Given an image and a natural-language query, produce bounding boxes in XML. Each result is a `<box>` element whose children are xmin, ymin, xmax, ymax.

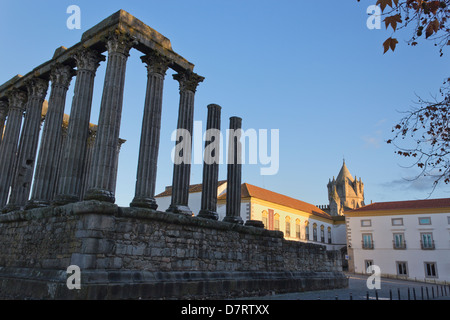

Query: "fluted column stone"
<box><xmin>166</xmin><ymin>70</ymin><xmax>204</xmax><ymax>216</ymax></box>
<box><xmin>198</xmin><ymin>104</ymin><xmax>222</xmax><ymax>220</ymax></box>
<box><xmin>5</xmin><ymin>78</ymin><xmax>49</xmax><ymax>211</ymax></box>
<box><xmin>223</xmin><ymin>116</ymin><xmax>244</xmax><ymax>224</ymax></box>
<box><xmin>130</xmin><ymin>51</ymin><xmax>171</xmax><ymax>209</ymax></box>
<box><xmin>0</xmin><ymin>101</ymin><xmax>8</xmax><ymax>144</ymax></box>
<box><xmin>27</xmin><ymin>64</ymin><xmax>74</xmax><ymax>208</ymax></box>
<box><xmin>54</xmin><ymin>48</ymin><xmax>105</xmax><ymax>205</ymax></box>
<box><xmin>0</xmin><ymin>90</ymin><xmax>27</xmax><ymax>208</ymax></box>
<box><xmin>85</xmin><ymin>31</ymin><xmax>135</xmax><ymax>203</ymax></box>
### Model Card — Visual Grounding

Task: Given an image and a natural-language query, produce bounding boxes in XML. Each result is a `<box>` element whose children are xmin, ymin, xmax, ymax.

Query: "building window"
<box><xmin>419</xmin><ymin>217</ymin><xmax>431</xmax><ymax>225</ymax></box>
<box><xmin>361</xmin><ymin>219</ymin><xmax>372</xmax><ymax>227</ymax></box>
<box><xmin>262</xmin><ymin>211</ymin><xmax>268</xmax><ymax>229</ymax></box>
<box><xmin>396</xmin><ymin>261</ymin><xmax>408</xmax><ymax>276</ymax></box>
<box><xmin>327</xmin><ymin>227</ymin><xmax>332</xmax><ymax>244</ymax></box>
<box><xmin>320</xmin><ymin>225</ymin><xmax>325</xmax><ymax>243</ymax></box>
<box><xmin>424</xmin><ymin>262</ymin><xmax>438</xmax><ymax>278</ymax></box>
<box><xmin>285</xmin><ymin>217</ymin><xmax>291</xmax><ymax>237</ymax></box>
<box><xmin>365</xmin><ymin>260</ymin><xmax>374</xmax><ymax>273</ymax></box>
<box><xmin>362</xmin><ymin>233</ymin><xmax>374</xmax><ymax>249</ymax></box>
<box><xmin>420</xmin><ymin>233</ymin><xmax>435</xmax><ymax>250</ymax></box>
<box><xmin>393</xmin><ymin>233</ymin><xmax>406</xmax><ymax>249</ymax></box>
<box><xmin>391</xmin><ymin>218</ymin><xmax>403</xmax><ymax>226</ymax></box>
<box><xmin>295</xmin><ymin>219</ymin><xmax>301</xmax><ymax>239</ymax></box>
<box><xmin>274</xmin><ymin>214</ymin><xmax>280</xmax><ymax>231</ymax></box>
<box><xmin>305</xmin><ymin>222</ymin><xmax>309</xmax><ymax>240</ymax></box>
<box><xmin>313</xmin><ymin>223</ymin><xmax>318</xmax><ymax>241</ymax></box>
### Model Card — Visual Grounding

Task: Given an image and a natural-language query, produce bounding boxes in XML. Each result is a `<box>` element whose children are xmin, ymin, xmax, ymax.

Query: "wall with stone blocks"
<box><xmin>0</xmin><ymin>201</ymin><xmax>347</xmax><ymax>299</ymax></box>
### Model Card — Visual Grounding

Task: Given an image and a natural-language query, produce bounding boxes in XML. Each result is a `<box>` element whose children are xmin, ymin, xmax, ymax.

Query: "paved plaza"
<box><xmin>241</xmin><ymin>273</ymin><xmax>450</xmax><ymax>300</ymax></box>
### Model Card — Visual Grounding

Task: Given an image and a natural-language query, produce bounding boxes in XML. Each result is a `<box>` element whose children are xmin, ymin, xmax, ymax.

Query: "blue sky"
<box><xmin>0</xmin><ymin>0</ymin><xmax>449</xmax><ymax>208</ymax></box>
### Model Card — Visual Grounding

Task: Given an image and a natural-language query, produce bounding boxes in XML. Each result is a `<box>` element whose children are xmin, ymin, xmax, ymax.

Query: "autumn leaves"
<box><xmin>375</xmin><ymin>0</ymin><xmax>449</xmax><ymax>53</ymax></box>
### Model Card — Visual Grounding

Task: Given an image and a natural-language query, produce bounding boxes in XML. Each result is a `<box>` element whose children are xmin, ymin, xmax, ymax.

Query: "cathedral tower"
<box><xmin>327</xmin><ymin>160</ymin><xmax>365</xmax><ymax>216</ymax></box>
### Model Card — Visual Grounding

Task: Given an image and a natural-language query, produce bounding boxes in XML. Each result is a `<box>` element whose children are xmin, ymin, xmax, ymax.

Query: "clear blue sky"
<box><xmin>0</xmin><ymin>0</ymin><xmax>449</xmax><ymax>208</ymax></box>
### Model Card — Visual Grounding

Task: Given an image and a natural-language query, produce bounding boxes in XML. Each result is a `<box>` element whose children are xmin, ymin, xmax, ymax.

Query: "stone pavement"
<box><xmin>239</xmin><ymin>273</ymin><xmax>450</xmax><ymax>300</ymax></box>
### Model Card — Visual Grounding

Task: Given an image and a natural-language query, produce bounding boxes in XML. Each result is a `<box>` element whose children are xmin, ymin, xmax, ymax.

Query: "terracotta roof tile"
<box><xmin>219</xmin><ymin>183</ymin><xmax>331</xmax><ymax>219</ymax></box>
<box><xmin>348</xmin><ymin>198</ymin><xmax>450</xmax><ymax>213</ymax></box>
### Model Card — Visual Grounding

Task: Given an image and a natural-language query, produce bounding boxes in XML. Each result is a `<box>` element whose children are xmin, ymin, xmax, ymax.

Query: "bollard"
<box><xmin>350</xmin><ymin>292</ymin><xmax>353</xmax><ymax>300</ymax></box>
<box><xmin>413</xmin><ymin>287</ymin><xmax>416</xmax><ymax>300</ymax></box>
<box><xmin>375</xmin><ymin>290</ymin><xmax>379</xmax><ymax>300</ymax></box>
<box><xmin>389</xmin><ymin>289</ymin><xmax>392</xmax><ymax>300</ymax></box>
<box><xmin>366</xmin><ymin>292</ymin><xmax>369</xmax><ymax>300</ymax></box>
<box><xmin>398</xmin><ymin>288</ymin><xmax>401</xmax><ymax>300</ymax></box>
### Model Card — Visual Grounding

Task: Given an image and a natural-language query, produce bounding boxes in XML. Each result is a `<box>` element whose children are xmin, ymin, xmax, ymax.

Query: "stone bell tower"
<box><xmin>327</xmin><ymin>160</ymin><xmax>365</xmax><ymax>216</ymax></box>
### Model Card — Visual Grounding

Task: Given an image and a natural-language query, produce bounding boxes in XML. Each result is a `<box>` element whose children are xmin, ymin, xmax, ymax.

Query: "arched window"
<box><xmin>327</xmin><ymin>227</ymin><xmax>332</xmax><ymax>244</ymax></box>
<box><xmin>262</xmin><ymin>210</ymin><xmax>268</xmax><ymax>229</ymax></box>
<box><xmin>285</xmin><ymin>216</ymin><xmax>291</xmax><ymax>237</ymax></box>
<box><xmin>274</xmin><ymin>214</ymin><xmax>280</xmax><ymax>231</ymax></box>
<box><xmin>305</xmin><ymin>221</ymin><xmax>310</xmax><ymax>240</ymax></box>
<box><xmin>313</xmin><ymin>223</ymin><xmax>318</xmax><ymax>241</ymax></box>
<box><xmin>295</xmin><ymin>219</ymin><xmax>301</xmax><ymax>239</ymax></box>
<box><xmin>320</xmin><ymin>225</ymin><xmax>325</xmax><ymax>243</ymax></box>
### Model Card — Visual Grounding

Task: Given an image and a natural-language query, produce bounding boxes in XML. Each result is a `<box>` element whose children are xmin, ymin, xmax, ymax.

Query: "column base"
<box><xmin>25</xmin><ymin>199</ymin><xmax>51</xmax><ymax>210</ymax></box>
<box><xmin>197</xmin><ymin>209</ymin><xmax>219</xmax><ymax>221</ymax></box>
<box><xmin>2</xmin><ymin>204</ymin><xmax>21</xmax><ymax>214</ymax></box>
<box><xmin>130</xmin><ymin>197</ymin><xmax>158</xmax><ymax>210</ymax></box>
<box><xmin>244</xmin><ymin>220</ymin><xmax>265</xmax><ymax>229</ymax></box>
<box><xmin>84</xmin><ymin>189</ymin><xmax>115</xmax><ymax>203</ymax></box>
<box><xmin>223</xmin><ymin>216</ymin><xmax>244</xmax><ymax>225</ymax></box>
<box><xmin>166</xmin><ymin>204</ymin><xmax>193</xmax><ymax>217</ymax></box>
<box><xmin>52</xmin><ymin>194</ymin><xmax>80</xmax><ymax>206</ymax></box>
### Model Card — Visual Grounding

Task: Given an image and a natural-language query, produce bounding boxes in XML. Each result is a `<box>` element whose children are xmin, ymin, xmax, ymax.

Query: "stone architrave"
<box><xmin>130</xmin><ymin>51</ymin><xmax>171</xmax><ymax>209</ymax></box>
<box><xmin>54</xmin><ymin>48</ymin><xmax>105</xmax><ymax>205</ymax></box>
<box><xmin>198</xmin><ymin>104</ymin><xmax>222</xmax><ymax>220</ymax></box>
<box><xmin>27</xmin><ymin>64</ymin><xmax>74</xmax><ymax>208</ymax></box>
<box><xmin>0</xmin><ymin>90</ymin><xmax>27</xmax><ymax>208</ymax></box>
<box><xmin>223</xmin><ymin>116</ymin><xmax>244</xmax><ymax>224</ymax></box>
<box><xmin>5</xmin><ymin>78</ymin><xmax>49</xmax><ymax>211</ymax></box>
<box><xmin>166</xmin><ymin>70</ymin><xmax>204</xmax><ymax>216</ymax></box>
<box><xmin>85</xmin><ymin>31</ymin><xmax>135</xmax><ymax>203</ymax></box>
<box><xmin>0</xmin><ymin>101</ymin><xmax>8</xmax><ymax>144</ymax></box>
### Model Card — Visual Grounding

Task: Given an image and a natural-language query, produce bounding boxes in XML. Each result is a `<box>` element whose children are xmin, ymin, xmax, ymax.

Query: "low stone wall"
<box><xmin>0</xmin><ymin>201</ymin><xmax>347</xmax><ymax>299</ymax></box>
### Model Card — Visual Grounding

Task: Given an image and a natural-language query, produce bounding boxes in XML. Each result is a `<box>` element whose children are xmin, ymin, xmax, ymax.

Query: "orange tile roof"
<box><xmin>155</xmin><ymin>180</ymin><xmax>227</xmax><ymax>198</ymax></box>
<box><xmin>348</xmin><ymin>198</ymin><xmax>450</xmax><ymax>213</ymax></box>
<box><xmin>218</xmin><ymin>183</ymin><xmax>331</xmax><ymax>219</ymax></box>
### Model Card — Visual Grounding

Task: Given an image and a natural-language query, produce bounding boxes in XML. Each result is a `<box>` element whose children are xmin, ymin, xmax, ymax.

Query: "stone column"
<box><xmin>223</xmin><ymin>117</ymin><xmax>244</xmax><ymax>224</ymax></box>
<box><xmin>198</xmin><ymin>104</ymin><xmax>222</xmax><ymax>220</ymax></box>
<box><xmin>84</xmin><ymin>31</ymin><xmax>135</xmax><ymax>203</ymax></box>
<box><xmin>130</xmin><ymin>51</ymin><xmax>171</xmax><ymax>209</ymax></box>
<box><xmin>27</xmin><ymin>65</ymin><xmax>74</xmax><ymax>208</ymax></box>
<box><xmin>54</xmin><ymin>48</ymin><xmax>105</xmax><ymax>205</ymax></box>
<box><xmin>0</xmin><ymin>101</ymin><xmax>8</xmax><ymax>144</ymax></box>
<box><xmin>0</xmin><ymin>90</ymin><xmax>27</xmax><ymax>208</ymax></box>
<box><xmin>5</xmin><ymin>78</ymin><xmax>49</xmax><ymax>211</ymax></box>
<box><xmin>166</xmin><ymin>70</ymin><xmax>204</xmax><ymax>216</ymax></box>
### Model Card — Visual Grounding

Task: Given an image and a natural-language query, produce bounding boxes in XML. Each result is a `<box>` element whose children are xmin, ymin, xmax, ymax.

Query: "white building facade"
<box><xmin>345</xmin><ymin>198</ymin><xmax>450</xmax><ymax>284</ymax></box>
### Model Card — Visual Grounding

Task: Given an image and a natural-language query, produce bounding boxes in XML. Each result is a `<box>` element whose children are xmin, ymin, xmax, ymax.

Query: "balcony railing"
<box><xmin>393</xmin><ymin>240</ymin><xmax>407</xmax><ymax>250</ymax></box>
<box><xmin>362</xmin><ymin>240</ymin><xmax>374</xmax><ymax>250</ymax></box>
<box><xmin>420</xmin><ymin>240</ymin><xmax>435</xmax><ymax>250</ymax></box>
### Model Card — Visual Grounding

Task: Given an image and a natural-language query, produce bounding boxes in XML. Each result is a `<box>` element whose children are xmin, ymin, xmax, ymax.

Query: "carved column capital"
<box><xmin>25</xmin><ymin>78</ymin><xmax>49</xmax><ymax>100</ymax></box>
<box><xmin>7</xmin><ymin>89</ymin><xmax>27</xmax><ymax>111</ymax></box>
<box><xmin>50</xmin><ymin>64</ymin><xmax>75</xmax><ymax>89</ymax></box>
<box><xmin>141</xmin><ymin>51</ymin><xmax>171</xmax><ymax>76</ymax></box>
<box><xmin>73</xmin><ymin>48</ymin><xmax>105</xmax><ymax>73</ymax></box>
<box><xmin>173</xmin><ymin>70</ymin><xmax>204</xmax><ymax>93</ymax></box>
<box><xmin>0</xmin><ymin>101</ymin><xmax>8</xmax><ymax>114</ymax></box>
<box><xmin>105</xmin><ymin>30</ymin><xmax>136</xmax><ymax>57</ymax></box>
